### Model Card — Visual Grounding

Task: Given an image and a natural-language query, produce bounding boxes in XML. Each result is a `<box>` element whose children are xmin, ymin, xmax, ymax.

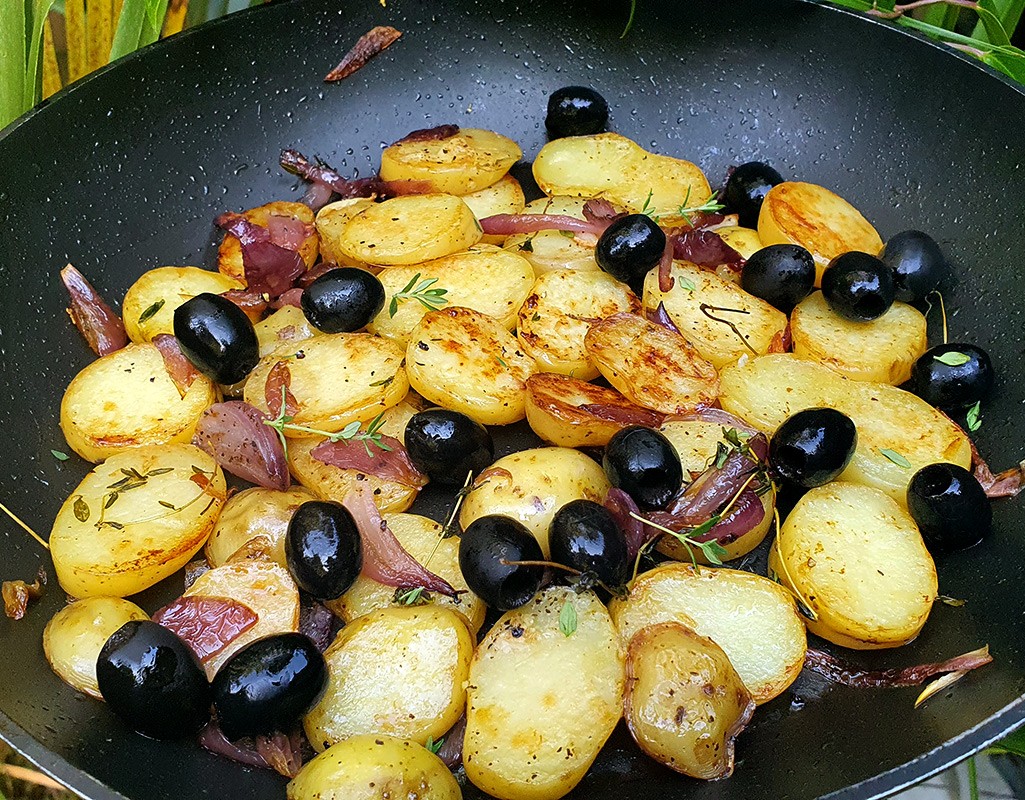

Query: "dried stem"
<box><xmin>867</xmin><ymin>0</ymin><xmax>978</xmax><ymax>19</ymax></box>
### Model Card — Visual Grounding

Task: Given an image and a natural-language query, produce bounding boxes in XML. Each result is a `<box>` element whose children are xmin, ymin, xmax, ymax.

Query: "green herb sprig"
<box><xmin>388</xmin><ymin>273</ymin><xmax>449</xmax><ymax>317</ymax></box>
<box><xmin>677</xmin><ymin>186</ymin><xmax>726</xmax><ymax>227</ymax></box>
<box><xmin>263</xmin><ymin>387</ymin><xmax>392</xmax><ymax>458</ymax></box>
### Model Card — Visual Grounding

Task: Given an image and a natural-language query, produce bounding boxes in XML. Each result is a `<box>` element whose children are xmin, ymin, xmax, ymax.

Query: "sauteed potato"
<box><xmin>122</xmin><ymin>266</ymin><xmax>243</xmax><ymax>342</ymax></box>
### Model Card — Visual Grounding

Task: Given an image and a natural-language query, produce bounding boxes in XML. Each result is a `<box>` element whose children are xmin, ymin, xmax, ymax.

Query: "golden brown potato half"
<box><xmin>461</xmin><ymin>174</ymin><xmax>527</xmax><ymax>244</ymax></box>
<box><xmin>379</xmin><ymin>127</ymin><xmax>523</xmax><ymax>195</ymax></box>
<box><xmin>790</xmin><ymin>291</ymin><xmax>927</xmax><ymax>384</ymax></box>
<box><xmin>503</xmin><ymin>196</ymin><xmax>607</xmax><ymax>274</ymax></box>
<box><xmin>585</xmin><ymin>312</ymin><xmax>719</xmax><ymax>414</ymax></box>
<box><xmin>205</xmin><ymin>485</ymin><xmax>316</xmax><ymax>568</ymax></box>
<box><xmin>714</xmin><ymin>226</ymin><xmax>764</xmax><ymax>260</ymax></box>
<box><xmin>254</xmin><ymin>305</ymin><xmax>317</xmax><ymax>358</ymax></box>
<box><xmin>122</xmin><ymin>266</ymin><xmax>243</xmax><ymax>343</ymax></box>
<box><xmin>769</xmin><ymin>481</ymin><xmax>938</xmax><ymax>650</ymax></box>
<box><xmin>315</xmin><ymin>198</ymin><xmax>376</xmax><ymax>266</ymax></box>
<box><xmin>218</xmin><ymin>201</ymin><xmax>318</xmax><ymax>284</ymax></box>
<box><xmin>757</xmin><ymin>181</ymin><xmax>884</xmax><ymax>284</ymax></box>
<box><xmin>625</xmin><ymin>622</ymin><xmax>755</xmax><ymax>780</ymax></box>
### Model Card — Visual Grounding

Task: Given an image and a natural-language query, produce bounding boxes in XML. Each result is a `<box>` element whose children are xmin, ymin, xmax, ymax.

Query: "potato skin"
<box><xmin>218</xmin><ymin>201</ymin><xmax>318</xmax><ymax>284</ymax></box>
<box><xmin>122</xmin><ymin>266</ymin><xmax>242</xmax><ymax>343</ymax></box>
<box><xmin>287</xmin><ymin>735</ymin><xmax>461</xmax><ymax>800</ymax></box>
<box><xmin>205</xmin><ymin>485</ymin><xmax>316</xmax><ymax>568</ymax></box>
<box><xmin>463</xmin><ymin>587</ymin><xmax>624</xmax><ymax>800</ymax></box>
<box><xmin>625</xmin><ymin>622</ymin><xmax>754</xmax><ymax>780</ymax></box>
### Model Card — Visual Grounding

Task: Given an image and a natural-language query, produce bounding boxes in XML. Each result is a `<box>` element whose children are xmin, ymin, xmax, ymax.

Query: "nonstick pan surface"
<box><xmin>2</xmin><ymin>1</ymin><xmax>1025</xmax><ymax>798</ymax></box>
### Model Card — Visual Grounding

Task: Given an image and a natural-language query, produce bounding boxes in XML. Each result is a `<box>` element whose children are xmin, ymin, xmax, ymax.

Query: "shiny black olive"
<box><xmin>741</xmin><ymin>244</ymin><xmax>816</xmax><ymax>312</ymax></box>
<box><xmin>459</xmin><ymin>515</ymin><xmax>545</xmax><ymax>611</ymax></box>
<box><xmin>285</xmin><ymin>501</ymin><xmax>362</xmax><ymax>600</ymax></box>
<box><xmin>96</xmin><ymin>620</ymin><xmax>210</xmax><ymax>739</ymax></box>
<box><xmin>300</xmin><ymin>267</ymin><xmax>385</xmax><ymax>333</ymax></box>
<box><xmin>880</xmin><ymin>230</ymin><xmax>949</xmax><ymax>304</ymax></box>
<box><xmin>769</xmin><ymin>408</ymin><xmax>857</xmax><ymax>489</ymax></box>
<box><xmin>603</xmin><ymin>426</ymin><xmax>683</xmax><ymax>511</ymax></box>
<box><xmin>212</xmin><ymin>633</ymin><xmax>327</xmax><ymax>741</ymax></box>
<box><xmin>821</xmin><ymin>251</ymin><xmax>895</xmax><ymax>322</ymax></box>
<box><xmin>595</xmin><ymin>214</ymin><xmax>667</xmax><ymax>289</ymax></box>
<box><xmin>910</xmin><ymin>343</ymin><xmax>994</xmax><ymax>410</ymax></box>
<box><xmin>545</xmin><ymin>86</ymin><xmax>610</xmax><ymax>139</ymax></box>
<box><xmin>404</xmin><ymin>409</ymin><xmax>495</xmax><ymax>486</ymax></box>
<box><xmin>907</xmin><ymin>463</ymin><xmax>991</xmax><ymax>553</ymax></box>
<box><xmin>723</xmin><ymin>161</ymin><xmax>784</xmax><ymax>228</ymax></box>
<box><xmin>173</xmin><ymin>292</ymin><xmax>259</xmax><ymax>384</ymax></box>
<box><xmin>549</xmin><ymin>500</ymin><xmax>630</xmax><ymax>589</ymax></box>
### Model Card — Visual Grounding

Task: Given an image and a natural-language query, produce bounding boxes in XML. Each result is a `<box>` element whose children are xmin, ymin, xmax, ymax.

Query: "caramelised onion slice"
<box><xmin>668</xmin><ymin>228</ymin><xmax>744</xmax><ymax>271</ymax></box>
<box><xmin>662</xmin><ymin>407</ymin><xmax>760</xmax><ymax>437</ymax></box>
<box><xmin>645</xmin><ymin>301</ymin><xmax>682</xmax><ymax>335</ymax></box>
<box><xmin>215</xmin><ymin>213</ymin><xmax>305</xmax><ymax>297</ymax></box>
<box><xmin>479</xmin><ymin>213</ymin><xmax>607</xmax><ymax>237</ymax></box>
<box><xmin>198</xmin><ymin>723</ymin><xmax>304</xmax><ymax>777</ymax></box>
<box><xmin>604</xmin><ymin>488</ymin><xmax>647</xmax><ymax>560</ymax></box>
<box><xmin>153</xmin><ymin>595</ymin><xmax>258</xmax><ymax>662</ymax></box>
<box><xmin>312</xmin><ymin>435</ymin><xmax>427</xmax><ymax>489</ymax></box>
<box><xmin>152</xmin><ymin>333</ymin><xmax>199</xmax><ymax>396</ymax></box>
<box><xmin>649</xmin><ymin>487</ymin><xmax>765</xmax><ymax>547</ymax></box>
<box><xmin>662</xmin><ymin>434</ymin><xmax>769</xmax><ymax>524</ymax></box>
<box><xmin>60</xmin><ymin>264</ymin><xmax>127</xmax><ymax>356</ymax></box>
<box><xmin>324</xmin><ymin>25</ymin><xmax>402</xmax><ymax>82</ymax></box>
<box><xmin>265</xmin><ymin>214</ymin><xmax>311</xmax><ymax>251</ymax></box>
<box><xmin>804</xmin><ymin>645</ymin><xmax>992</xmax><ymax>689</ymax></box>
<box><xmin>192</xmin><ymin>401</ymin><xmax>289</xmax><ymax>491</ymax></box>
<box><xmin>395</xmin><ymin>124</ymin><xmax>460</xmax><ymax>144</ymax></box>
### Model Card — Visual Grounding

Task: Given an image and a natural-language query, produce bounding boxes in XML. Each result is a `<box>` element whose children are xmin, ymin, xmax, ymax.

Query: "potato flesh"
<box><xmin>625</xmin><ymin>622</ymin><xmax>754</xmax><ymax>780</ymax></box>
<box><xmin>315</xmin><ymin>198</ymin><xmax>376</xmax><ymax>266</ymax></box>
<box><xmin>304</xmin><ymin>606</ymin><xmax>472</xmax><ymax>750</ymax></box>
<box><xmin>718</xmin><ymin>353</ymin><xmax>972</xmax><ymax>502</ymax></box>
<box><xmin>254</xmin><ymin>305</ymin><xmax>316</xmax><ymax>358</ymax></box>
<box><xmin>218</xmin><ymin>201</ymin><xmax>318</xmax><ymax>284</ymax></box>
<box><xmin>608</xmin><ymin>563</ymin><xmax>806</xmax><ymax>704</ymax></box>
<box><xmin>287</xmin><ymin>735</ymin><xmax>461</xmax><ymax>800</ymax></box>
<box><xmin>504</xmin><ymin>196</ymin><xmax>605</xmax><ymax>274</ymax></box>
<box><xmin>43</xmin><ymin>597</ymin><xmax>149</xmax><ymax>698</ymax></box>
<box><xmin>122</xmin><ymin>266</ymin><xmax>242</xmax><ymax>343</ymax></box>
<box><xmin>379</xmin><ymin>128</ymin><xmax>523</xmax><ymax>195</ymax></box>
<box><xmin>714</xmin><ymin>226</ymin><xmax>764</xmax><ymax>260</ymax></box>
<box><xmin>205</xmin><ymin>485</ymin><xmax>316</xmax><ymax>568</ymax></box>
<box><xmin>463</xmin><ymin>587</ymin><xmax>624</xmax><ymax>800</ymax></box>
<box><xmin>770</xmin><ymin>482</ymin><xmax>937</xmax><ymax>649</ymax></box>
<box><xmin>459</xmin><ymin>447</ymin><xmax>611</xmax><ymax>556</ymax></box>
<box><xmin>49</xmin><ymin>445</ymin><xmax>226</xmax><ymax>598</ymax></box>
<box><xmin>790</xmin><ymin>291</ymin><xmax>927</xmax><ymax>384</ymax></box>
<box><xmin>462</xmin><ymin>174</ymin><xmax>526</xmax><ymax>244</ymax></box>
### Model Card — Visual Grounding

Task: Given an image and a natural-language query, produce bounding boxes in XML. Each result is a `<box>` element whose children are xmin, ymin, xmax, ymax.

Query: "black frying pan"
<box><xmin>2</xmin><ymin>1</ymin><xmax>1025</xmax><ymax>798</ymax></box>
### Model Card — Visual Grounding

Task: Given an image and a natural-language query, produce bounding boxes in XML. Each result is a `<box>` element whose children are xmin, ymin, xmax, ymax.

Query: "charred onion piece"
<box><xmin>192</xmin><ymin>401</ymin><xmax>290</xmax><ymax>491</ymax></box>
<box><xmin>60</xmin><ymin>264</ymin><xmax>128</xmax><ymax>356</ymax></box>
<box><xmin>152</xmin><ymin>333</ymin><xmax>200</xmax><ymax>396</ymax></box>
<box><xmin>804</xmin><ymin>645</ymin><xmax>992</xmax><ymax>688</ymax></box>
<box><xmin>479</xmin><ymin>212</ymin><xmax>608</xmax><ymax>237</ymax></box>
<box><xmin>324</xmin><ymin>25</ymin><xmax>402</xmax><ymax>82</ymax></box>
<box><xmin>2</xmin><ymin>571</ymin><xmax>45</xmax><ymax>620</ymax></box>
<box><xmin>153</xmin><ymin>595</ymin><xmax>258</xmax><ymax>662</ymax></box>
<box><xmin>394</xmin><ymin>124</ymin><xmax>460</xmax><ymax>144</ymax></box>
<box><xmin>215</xmin><ymin>213</ymin><xmax>306</xmax><ymax>298</ymax></box>
<box><xmin>668</xmin><ymin>229</ymin><xmax>745</xmax><ymax>271</ymax></box>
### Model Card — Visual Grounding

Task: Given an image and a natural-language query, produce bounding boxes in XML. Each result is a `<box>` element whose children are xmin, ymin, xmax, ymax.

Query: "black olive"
<box><xmin>404</xmin><ymin>409</ymin><xmax>495</xmax><ymax>486</ymax></box>
<box><xmin>545</xmin><ymin>86</ymin><xmax>609</xmax><ymax>139</ymax></box>
<box><xmin>595</xmin><ymin>214</ymin><xmax>666</xmax><ymax>290</ymax></box>
<box><xmin>549</xmin><ymin>500</ymin><xmax>630</xmax><ymax>589</ymax></box>
<box><xmin>741</xmin><ymin>244</ymin><xmax>816</xmax><ymax>312</ymax></box>
<box><xmin>879</xmin><ymin>230</ymin><xmax>949</xmax><ymax>304</ymax></box>
<box><xmin>459</xmin><ymin>515</ymin><xmax>545</xmax><ymax>611</ymax></box>
<box><xmin>173</xmin><ymin>292</ymin><xmax>259</xmax><ymax>384</ymax></box>
<box><xmin>211</xmin><ymin>633</ymin><xmax>327</xmax><ymax>741</ymax></box>
<box><xmin>285</xmin><ymin>501</ymin><xmax>363</xmax><ymax>600</ymax></box>
<box><xmin>96</xmin><ymin>620</ymin><xmax>210</xmax><ymax>740</ymax></box>
<box><xmin>769</xmin><ymin>408</ymin><xmax>857</xmax><ymax>489</ymax></box>
<box><xmin>300</xmin><ymin>267</ymin><xmax>385</xmax><ymax>333</ymax></box>
<box><xmin>907</xmin><ymin>463</ymin><xmax>991</xmax><ymax>553</ymax></box>
<box><xmin>821</xmin><ymin>251</ymin><xmax>895</xmax><ymax>322</ymax></box>
<box><xmin>723</xmin><ymin>161</ymin><xmax>784</xmax><ymax>228</ymax></box>
<box><xmin>910</xmin><ymin>343</ymin><xmax>993</xmax><ymax>410</ymax></box>
<box><xmin>603</xmin><ymin>426</ymin><xmax>683</xmax><ymax>511</ymax></box>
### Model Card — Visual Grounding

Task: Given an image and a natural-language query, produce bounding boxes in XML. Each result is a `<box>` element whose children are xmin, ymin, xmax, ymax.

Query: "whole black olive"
<box><xmin>821</xmin><ymin>251</ymin><xmax>895</xmax><ymax>322</ymax></box>
<box><xmin>545</xmin><ymin>86</ymin><xmax>610</xmax><ymax>139</ymax></box>
<box><xmin>96</xmin><ymin>620</ymin><xmax>210</xmax><ymax>739</ymax></box>
<box><xmin>173</xmin><ymin>292</ymin><xmax>259</xmax><ymax>384</ymax></box>
<box><xmin>907</xmin><ymin>463</ymin><xmax>991</xmax><ymax>553</ymax></box>
<box><xmin>595</xmin><ymin>214</ymin><xmax>667</xmax><ymax>290</ymax></box>
<box><xmin>549</xmin><ymin>500</ymin><xmax>630</xmax><ymax>589</ymax></box>
<box><xmin>723</xmin><ymin>161</ymin><xmax>785</xmax><ymax>228</ymax></box>
<box><xmin>603</xmin><ymin>426</ymin><xmax>683</xmax><ymax>511</ymax></box>
<box><xmin>459</xmin><ymin>515</ymin><xmax>545</xmax><ymax>611</ymax></box>
<box><xmin>404</xmin><ymin>409</ymin><xmax>495</xmax><ymax>486</ymax></box>
<box><xmin>300</xmin><ymin>267</ymin><xmax>385</xmax><ymax>333</ymax></box>
<box><xmin>741</xmin><ymin>244</ymin><xmax>816</xmax><ymax>312</ymax></box>
<box><xmin>769</xmin><ymin>408</ymin><xmax>857</xmax><ymax>489</ymax></box>
<box><xmin>212</xmin><ymin>633</ymin><xmax>327</xmax><ymax>741</ymax></box>
<box><xmin>910</xmin><ymin>343</ymin><xmax>994</xmax><ymax>410</ymax></box>
<box><xmin>285</xmin><ymin>501</ymin><xmax>363</xmax><ymax>600</ymax></box>
<box><xmin>880</xmin><ymin>230</ymin><xmax>949</xmax><ymax>304</ymax></box>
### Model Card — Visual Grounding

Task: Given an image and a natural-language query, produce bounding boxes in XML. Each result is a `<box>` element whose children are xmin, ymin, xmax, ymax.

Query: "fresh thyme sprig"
<box><xmin>388</xmin><ymin>272</ymin><xmax>449</xmax><ymax>317</ymax></box>
<box><xmin>629</xmin><ymin>512</ymin><xmax>728</xmax><ymax>567</ymax></box>
<box><xmin>677</xmin><ymin>186</ymin><xmax>726</xmax><ymax>227</ymax></box>
<box><xmin>263</xmin><ymin>387</ymin><xmax>392</xmax><ymax>458</ymax></box>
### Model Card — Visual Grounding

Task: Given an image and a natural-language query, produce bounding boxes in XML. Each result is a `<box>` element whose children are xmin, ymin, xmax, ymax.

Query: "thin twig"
<box><xmin>867</xmin><ymin>0</ymin><xmax>978</xmax><ymax>19</ymax></box>
<box><xmin>699</xmin><ymin>303</ymin><xmax>758</xmax><ymax>355</ymax></box>
<box><xmin>0</xmin><ymin>501</ymin><xmax>49</xmax><ymax>550</ymax></box>
<box><xmin>0</xmin><ymin>763</ymin><xmax>67</xmax><ymax>790</ymax></box>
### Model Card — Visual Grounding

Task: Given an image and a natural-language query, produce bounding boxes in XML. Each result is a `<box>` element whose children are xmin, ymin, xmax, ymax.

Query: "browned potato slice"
<box><xmin>608</xmin><ymin>563</ymin><xmax>806</xmax><ymax>703</ymax></box>
<box><xmin>524</xmin><ymin>372</ymin><xmax>664</xmax><ymax>448</ymax></box>
<box><xmin>642</xmin><ymin>262</ymin><xmax>788</xmax><ymax>369</ymax></box>
<box><xmin>461</xmin><ymin>174</ymin><xmax>526</xmax><ymax>244</ymax></box>
<box><xmin>244</xmin><ymin>334</ymin><xmax>409</xmax><ymax>436</ymax></box>
<box><xmin>790</xmin><ymin>291</ymin><xmax>927</xmax><ymax>384</ymax></box>
<box><xmin>60</xmin><ymin>342</ymin><xmax>218</xmax><ymax>463</ymax></box>
<box><xmin>254</xmin><ymin>305</ymin><xmax>316</xmax><ymax>358</ymax></box>
<box><xmin>184</xmin><ymin>560</ymin><xmax>300</xmax><ymax>677</ymax></box>
<box><xmin>304</xmin><ymin>606</ymin><xmax>473</xmax><ymax>750</ymax></box>
<box><xmin>315</xmin><ymin>198</ymin><xmax>376</xmax><ymax>266</ymax></box>
<box><xmin>205</xmin><ymin>486</ymin><xmax>316</xmax><ymax>568</ymax></box>
<box><xmin>533</xmin><ymin>133</ymin><xmax>711</xmax><ymax>219</ymax></box>
<box><xmin>463</xmin><ymin>588</ymin><xmax>624</xmax><ymax>800</ymax></box>
<box><xmin>326</xmin><ymin>513</ymin><xmax>486</xmax><ymax>634</ymax></box>
<box><xmin>769</xmin><ymin>481</ymin><xmax>938</xmax><ymax>650</ymax></box>
<box><xmin>517</xmin><ymin>269</ymin><xmax>640</xmax><ymax>379</ymax></box>
<box><xmin>625</xmin><ymin>622</ymin><xmax>755</xmax><ymax>780</ymax></box>
<box><xmin>460</xmin><ymin>447</ymin><xmax>610</xmax><ymax>556</ymax></box>
<box><xmin>218</xmin><ymin>201</ymin><xmax>318</xmax><ymax>284</ymax></box>
<box><xmin>757</xmin><ymin>181</ymin><xmax>884</xmax><ymax>284</ymax></box>
<box><xmin>379</xmin><ymin>128</ymin><xmax>523</xmax><ymax>195</ymax></box>
<box><xmin>585</xmin><ymin>312</ymin><xmax>719</xmax><ymax>414</ymax></box>
<box><xmin>718</xmin><ymin>354</ymin><xmax>972</xmax><ymax>501</ymax></box>
<box><xmin>122</xmin><ymin>266</ymin><xmax>243</xmax><ymax>343</ymax></box>
<box><xmin>406</xmin><ymin>307</ymin><xmax>536</xmax><ymax>425</ymax></box>
<box><xmin>714</xmin><ymin>226</ymin><xmax>764</xmax><ymax>260</ymax></box>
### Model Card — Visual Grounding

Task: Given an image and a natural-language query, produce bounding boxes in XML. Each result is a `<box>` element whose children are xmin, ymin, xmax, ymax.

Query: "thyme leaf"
<box><xmin>966</xmin><ymin>401</ymin><xmax>982</xmax><ymax>432</ymax></box>
<box><xmin>559</xmin><ymin>598</ymin><xmax>578</xmax><ymax>636</ymax></box>
<box><xmin>934</xmin><ymin>350</ymin><xmax>971</xmax><ymax>367</ymax></box>
<box><xmin>138</xmin><ymin>298</ymin><xmax>165</xmax><ymax>325</ymax></box>
<box><xmin>388</xmin><ymin>272</ymin><xmax>449</xmax><ymax>317</ymax></box>
<box><xmin>879</xmin><ymin>448</ymin><xmax>912</xmax><ymax>468</ymax></box>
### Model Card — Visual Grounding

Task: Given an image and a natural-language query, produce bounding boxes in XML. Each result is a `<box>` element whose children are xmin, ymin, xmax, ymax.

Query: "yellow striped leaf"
<box><xmin>65</xmin><ymin>0</ymin><xmax>88</xmax><ymax>81</ymax></box>
<box><xmin>42</xmin><ymin>17</ymin><xmax>62</xmax><ymax>99</ymax></box>
<box><xmin>87</xmin><ymin>0</ymin><xmax>115</xmax><ymax>71</ymax></box>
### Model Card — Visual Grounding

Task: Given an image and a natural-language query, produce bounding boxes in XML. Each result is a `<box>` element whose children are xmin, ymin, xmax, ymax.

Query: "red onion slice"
<box><xmin>152</xmin><ymin>334</ymin><xmax>199</xmax><ymax>396</ymax></box>
<box><xmin>804</xmin><ymin>645</ymin><xmax>992</xmax><ymax>688</ymax></box>
<box><xmin>435</xmin><ymin>715</ymin><xmax>466</xmax><ymax>768</ymax></box>
<box><xmin>395</xmin><ymin>124</ymin><xmax>460</xmax><ymax>144</ymax></box>
<box><xmin>60</xmin><ymin>264</ymin><xmax>127</xmax><ymax>356</ymax></box>
<box><xmin>192</xmin><ymin>401</ymin><xmax>290</xmax><ymax>491</ymax></box>
<box><xmin>645</xmin><ymin>301</ymin><xmax>682</xmax><ymax>335</ymax></box>
<box><xmin>312</xmin><ymin>435</ymin><xmax>428</xmax><ymax>488</ymax></box>
<box><xmin>271</xmin><ymin>287</ymin><xmax>305</xmax><ymax>310</ymax></box>
<box><xmin>668</xmin><ymin>229</ymin><xmax>745</xmax><ymax>271</ymax></box>
<box><xmin>153</xmin><ymin>595</ymin><xmax>258</xmax><ymax>662</ymax></box>
<box><xmin>300</xmin><ymin>179</ymin><xmax>334</xmax><ymax>211</ymax></box>
<box><xmin>265</xmin><ymin>362</ymin><xmax>299</xmax><ymax>419</ymax></box>
<box><xmin>661</xmin><ymin>407</ymin><xmax>760</xmax><ymax>437</ymax></box>
<box><xmin>216</xmin><ymin>213</ymin><xmax>305</xmax><ymax>297</ymax></box>
<box><xmin>199</xmin><ymin>723</ymin><xmax>268</xmax><ymax>767</ymax></box>
<box><xmin>479</xmin><ymin>213</ymin><xmax>606</xmax><ymax>237</ymax></box>
<box><xmin>768</xmin><ymin>323</ymin><xmax>792</xmax><ymax>353</ymax></box>
<box><xmin>604</xmin><ymin>488</ymin><xmax>648</xmax><ymax>560</ymax></box>
<box><xmin>220</xmin><ymin>288</ymin><xmax>269</xmax><ymax>318</ymax></box>
<box><xmin>265</xmin><ymin>214</ymin><xmax>311</xmax><ymax>250</ymax></box>
<box><xmin>648</xmin><ymin>487</ymin><xmax>765</xmax><ymax>546</ymax></box>
<box><xmin>198</xmin><ymin>724</ymin><xmax>304</xmax><ymax>777</ymax></box>
<box><xmin>324</xmin><ymin>25</ymin><xmax>402</xmax><ymax>82</ymax></box>
<box><xmin>582</xmin><ymin>198</ymin><xmax>621</xmax><ymax>223</ymax></box>
<box><xmin>577</xmin><ymin>403</ymin><xmax>665</xmax><ymax>428</ymax></box>
<box><xmin>657</xmin><ymin>239</ymin><xmax>674</xmax><ymax>292</ymax></box>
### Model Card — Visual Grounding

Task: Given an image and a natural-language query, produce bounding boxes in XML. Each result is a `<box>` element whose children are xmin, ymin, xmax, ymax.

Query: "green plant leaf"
<box><xmin>933</xmin><ymin>351</ymin><xmax>971</xmax><ymax>366</ymax></box>
<box><xmin>974</xmin><ymin>4</ymin><xmax>1012</xmax><ymax>47</ymax></box>
<box><xmin>974</xmin><ymin>0</ymin><xmax>1025</xmax><ymax>43</ymax></box>
<box><xmin>0</xmin><ymin>0</ymin><xmax>26</xmax><ymax>128</ymax></box>
<box><xmin>984</xmin><ymin>49</ymin><xmax>1025</xmax><ymax>83</ymax></box>
<box><xmin>879</xmin><ymin>448</ymin><xmax>912</xmax><ymax>468</ymax></box>
<box><xmin>111</xmin><ymin>0</ymin><xmax>170</xmax><ymax>59</ymax></box>
<box><xmin>988</xmin><ymin>724</ymin><xmax>1025</xmax><ymax>757</ymax></box>
<box><xmin>26</xmin><ymin>0</ymin><xmax>58</xmax><ymax>108</ymax></box>
<box><xmin>559</xmin><ymin>598</ymin><xmax>577</xmax><ymax>636</ymax></box>
<box><xmin>920</xmin><ymin>2</ymin><xmax>963</xmax><ymax>29</ymax></box>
